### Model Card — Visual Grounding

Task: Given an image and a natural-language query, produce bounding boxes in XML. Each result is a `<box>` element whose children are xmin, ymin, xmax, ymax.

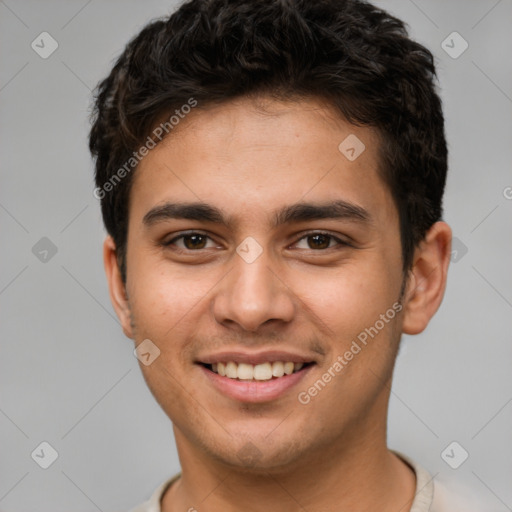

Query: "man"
<box><xmin>89</xmin><ymin>0</ymin><xmax>475</xmax><ymax>510</ymax></box>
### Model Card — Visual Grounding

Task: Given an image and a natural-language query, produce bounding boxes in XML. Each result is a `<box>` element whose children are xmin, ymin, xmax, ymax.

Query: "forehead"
<box><xmin>130</xmin><ymin>95</ymin><xmax>396</xmax><ymax>230</ymax></box>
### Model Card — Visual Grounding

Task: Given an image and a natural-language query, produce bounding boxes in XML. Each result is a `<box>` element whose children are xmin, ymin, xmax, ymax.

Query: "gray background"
<box><xmin>1</xmin><ymin>0</ymin><xmax>511</xmax><ymax>510</ymax></box>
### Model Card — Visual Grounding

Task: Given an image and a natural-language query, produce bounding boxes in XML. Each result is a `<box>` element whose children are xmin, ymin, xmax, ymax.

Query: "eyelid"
<box><xmin>163</xmin><ymin>230</ymin><xmax>218</xmax><ymax>248</ymax></box>
<box><xmin>163</xmin><ymin>230</ymin><xmax>351</xmax><ymax>251</ymax></box>
<box><xmin>291</xmin><ymin>230</ymin><xmax>351</xmax><ymax>249</ymax></box>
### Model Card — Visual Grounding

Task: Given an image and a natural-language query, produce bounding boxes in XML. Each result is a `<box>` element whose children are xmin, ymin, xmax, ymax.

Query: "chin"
<box><xmin>203</xmin><ymin>434</ymin><xmax>309</xmax><ymax>474</ymax></box>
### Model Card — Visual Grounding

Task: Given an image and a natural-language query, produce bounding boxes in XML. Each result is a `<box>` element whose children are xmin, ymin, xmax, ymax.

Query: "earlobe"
<box><xmin>401</xmin><ymin>222</ymin><xmax>452</xmax><ymax>335</ymax></box>
<box><xmin>103</xmin><ymin>236</ymin><xmax>134</xmax><ymax>339</ymax></box>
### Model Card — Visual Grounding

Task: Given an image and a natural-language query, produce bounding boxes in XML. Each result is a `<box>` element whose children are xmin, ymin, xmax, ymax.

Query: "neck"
<box><xmin>162</xmin><ymin>412</ymin><xmax>416</xmax><ymax>512</ymax></box>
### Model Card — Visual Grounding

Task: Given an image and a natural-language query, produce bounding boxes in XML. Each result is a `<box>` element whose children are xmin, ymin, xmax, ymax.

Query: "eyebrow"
<box><xmin>142</xmin><ymin>199</ymin><xmax>371</xmax><ymax>229</ymax></box>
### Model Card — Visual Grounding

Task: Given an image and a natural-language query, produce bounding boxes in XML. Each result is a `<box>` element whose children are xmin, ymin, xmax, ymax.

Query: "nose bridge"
<box><xmin>212</xmin><ymin>244</ymin><xmax>294</xmax><ymax>332</ymax></box>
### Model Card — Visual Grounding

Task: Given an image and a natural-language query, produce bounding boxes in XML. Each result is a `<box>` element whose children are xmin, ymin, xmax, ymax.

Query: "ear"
<box><xmin>103</xmin><ymin>236</ymin><xmax>134</xmax><ymax>339</ymax></box>
<box><xmin>401</xmin><ymin>221</ymin><xmax>452</xmax><ymax>335</ymax></box>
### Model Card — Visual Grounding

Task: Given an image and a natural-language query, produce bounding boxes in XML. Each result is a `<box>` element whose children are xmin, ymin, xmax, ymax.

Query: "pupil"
<box><xmin>185</xmin><ymin>235</ymin><xmax>206</xmax><ymax>249</ymax></box>
<box><xmin>309</xmin><ymin>234</ymin><xmax>329</xmax><ymax>249</ymax></box>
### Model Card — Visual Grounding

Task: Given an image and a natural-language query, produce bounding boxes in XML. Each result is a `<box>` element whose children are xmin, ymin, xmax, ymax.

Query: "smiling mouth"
<box><xmin>200</xmin><ymin>361</ymin><xmax>314</xmax><ymax>381</ymax></box>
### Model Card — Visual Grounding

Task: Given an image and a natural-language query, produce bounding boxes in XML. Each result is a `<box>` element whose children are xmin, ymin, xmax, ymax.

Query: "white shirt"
<box><xmin>127</xmin><ymin>452</ymin><xmax>481</xmax><ymax>512</ymax></box>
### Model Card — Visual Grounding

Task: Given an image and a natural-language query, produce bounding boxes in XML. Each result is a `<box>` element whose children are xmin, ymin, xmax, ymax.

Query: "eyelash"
<box><xmin>163</xmin><ymin>230</ymin><xmax>351</xmax><ymax>252</ymax></box>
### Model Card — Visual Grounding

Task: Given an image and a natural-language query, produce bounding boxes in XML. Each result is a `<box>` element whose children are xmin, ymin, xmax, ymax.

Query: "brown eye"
<box><xmin>164</xmin><ymin>232</ymin><xmax>215</xmax><ymax>251</ymax></box>
<box><xmin>306</xmin><ymin>234</ymin><xmax>331</xmax><ymax>249</ymax></box>
<box><xmin>294</xmin><ymin>232</ymin><xmax>346</xmax><ymax>250</ymax></box>
<box><xmin>182</xmin><ymin>234</ymin><xmax>208</xmax><ymax>250</ymax></box>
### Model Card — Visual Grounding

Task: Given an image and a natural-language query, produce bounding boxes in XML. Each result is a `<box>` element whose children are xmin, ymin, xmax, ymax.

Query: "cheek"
<box><xmin>290</xmin><ymin>257</ymin><xmax>400</xmax><ymax>342</ymax></box>
<box><xmin>127</xmin><ymin>256</ymin><xmax>216</xmax><ymax>337</ymax></box>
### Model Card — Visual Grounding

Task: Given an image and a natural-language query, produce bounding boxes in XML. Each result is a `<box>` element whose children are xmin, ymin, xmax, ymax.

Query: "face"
<box><xmin>110</xmin><ymin>96</ymin><xmax>411</xmax><ymax>471</ymax></box>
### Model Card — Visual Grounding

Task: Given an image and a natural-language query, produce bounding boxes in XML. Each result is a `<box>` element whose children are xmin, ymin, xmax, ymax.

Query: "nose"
<box><xmin>211</xmin><ymin>247</ymin><xmax>295</xmax><ymax>333</ymax></box>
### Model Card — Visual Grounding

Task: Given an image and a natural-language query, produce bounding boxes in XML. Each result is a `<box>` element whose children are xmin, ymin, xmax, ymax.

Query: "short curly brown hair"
<box><xmin>89</xmin><ymin>0</ymin><xmax>447</xmax><ymax>283</ymax></box>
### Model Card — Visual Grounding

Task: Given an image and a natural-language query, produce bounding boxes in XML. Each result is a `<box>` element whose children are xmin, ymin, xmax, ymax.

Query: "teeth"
<box><xmin>272</xmin><ymin>361</ymin><xmax>284</xmax><ymax>377</ymax></box>
<box><xmin>237</xmin><ymin>363</ymin><xmax>253</xmax><ymax>380</ymax></box>
<box><xmin>253</xmin><ymin>362</ymin><xmax>272</xmax><ymax>380</ymax></box>
<box><xmin>226</xmin><ymin>361</ymin><xmax>238</xmax><ymax>379</ymax></box>
<box><xmin>210</xmin><ymin>361</ymin><xmax>307</xmax><ymax>381</ymax></box>
<box><xmin>284</xmin><ymin>362</ymin><xmax>294</xmax><ymax>375</ymax></box>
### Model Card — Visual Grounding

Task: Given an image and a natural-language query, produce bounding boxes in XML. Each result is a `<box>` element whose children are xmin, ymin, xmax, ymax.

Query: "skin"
<box><xmin>104</xmin><ymin>95</ymin><xmax>451</xmax><ymax>512</ymax></box>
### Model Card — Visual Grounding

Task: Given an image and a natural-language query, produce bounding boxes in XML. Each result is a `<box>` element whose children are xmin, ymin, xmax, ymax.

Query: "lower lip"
<box><xmin>199</xmin><ymin>364</ymin><xmax>314</xmax><ymax>403</ymax></box>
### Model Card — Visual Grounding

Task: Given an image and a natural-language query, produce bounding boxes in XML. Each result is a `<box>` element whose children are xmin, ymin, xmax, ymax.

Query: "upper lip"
<box><xmin>196</xmin><ymin>350</ymin><xmax>317</xmax><ymax>366</ymax></box>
